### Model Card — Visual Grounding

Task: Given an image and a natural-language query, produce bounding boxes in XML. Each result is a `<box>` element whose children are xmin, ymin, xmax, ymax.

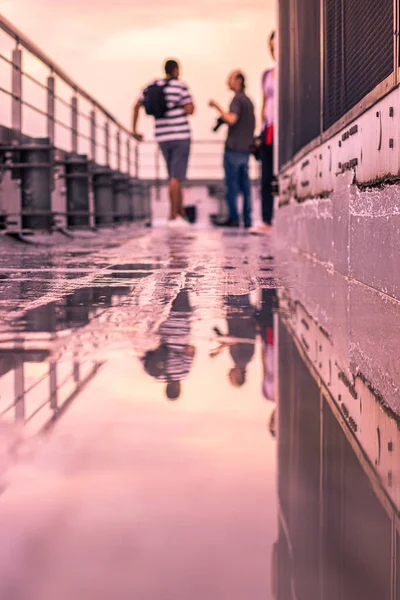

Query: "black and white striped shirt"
<box><xmin>141</xmin><ymin>79</ymin><xmax>192</xmax><ymax>142</ymax></box>
<box><xmin>158</xmin><ymin>312</ymin><xmax>193</xmax><ymax>381</ymax></box>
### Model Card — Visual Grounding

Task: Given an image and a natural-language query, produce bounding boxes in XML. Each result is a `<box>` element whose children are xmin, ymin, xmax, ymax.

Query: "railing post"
<box><xmin>71</xmin><ymin>94</ymin><xmax>78</xmax><ymax>153</ymax></box>
<box><xmin>105</xmin><ymin>121</ymin><xmax>110</xmax><ymax>166</ymax></box>
<box><xmin>155</xmin><ymin>144</ymin><xmax>161</xmax><ymax>200</ymax></box>
<box><xmin>73</xmin><ymin>361</ymin><xmax>80</xmax><ymax>383</ymax></box>
<box><xmin>126</xmin><ymin>138</ymin><xmax>131</xmax><ymax>175</ymax></box>
<box><xmin>116</xmin><ymin>130</ymin><xmax>121</xmax><ymax>172</ymax></box>
<box><xmin>14</xmin><ymin>363</ymin><xmax>25</xmax><ymax>421</ymax></box>
<box><xmin>135</xmin><ymin>143</ymin><xmax>139</xmax><ymax>179</ymax></box>
<box><xmin>90</xmin><ymin>109</ymin><xmax>96</xmax><ymax>163</ymax></box>
<box><xmin>47</xmin><ymin>75</ymin><xmax>55</xmax><ymax>145</ymax></box>
<box><xmin>49</xmin><ymin>361</ymin><xmax>57</xmax><ymax>410</ymax></box>
<box><xmin>11</xmin><ymin>47</ymin><xmax>22</xmax><ymax>141</ymax></box>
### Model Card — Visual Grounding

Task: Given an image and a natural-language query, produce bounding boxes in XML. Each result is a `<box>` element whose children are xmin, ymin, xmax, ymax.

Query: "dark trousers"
<box><xmin>224</xmin><ymin>149</ymin><xmax>252</xmax><ymax>226</ymax></box>
<box><xmin>260</xmin><ymin>144</ymin><xmax>274</xmax><ymax>225</ymax></box>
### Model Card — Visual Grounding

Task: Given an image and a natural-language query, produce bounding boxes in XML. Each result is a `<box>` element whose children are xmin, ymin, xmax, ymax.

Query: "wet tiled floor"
<box><xmin>0</xmin><ymin>227</ymin><xmax>398</xmax><ymax>599</ymax></box>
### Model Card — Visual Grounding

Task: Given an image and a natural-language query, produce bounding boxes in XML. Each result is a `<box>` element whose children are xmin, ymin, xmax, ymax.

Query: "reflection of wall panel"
<box><xmin>323</xmin><ymin>397</ymin><xmax>391</xmax><ymax>600</ymax></box>
<box><xmin>277</xmin><ymin>317</ymin><xmax>396</xmax><ymax>600</ymax></box>
<box><xmin>278</xmin><ymin>320</ymin><xmax>321</xmax><ymax>600</ymax></box>
<box><xmin>276</xmin><ymin>524</ymin><xmax>292</xmax><ymax>600</ymax></box>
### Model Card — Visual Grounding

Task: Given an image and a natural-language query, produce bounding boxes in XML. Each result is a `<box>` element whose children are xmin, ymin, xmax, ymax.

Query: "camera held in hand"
<box><xmin>213</xmin><ymin>117</ymin><xmax>226</xmax><ymax>133</ymax></box>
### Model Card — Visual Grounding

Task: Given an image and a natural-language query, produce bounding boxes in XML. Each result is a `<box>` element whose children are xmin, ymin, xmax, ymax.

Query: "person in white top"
<box><xmin>132</xmin><ymin>59</ymin><xmax>195</xmax><ymax>228</ymax></box>
<box><xmin>250</xmin><ymin>31</ymin><xmax>276</xmax><ymax>235</ymax></box>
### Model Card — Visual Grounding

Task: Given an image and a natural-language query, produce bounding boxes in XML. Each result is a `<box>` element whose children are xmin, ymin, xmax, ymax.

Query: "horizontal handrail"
<box><xmin>0</xmin><ymin>14</ymin><xmax>259</xmax><ymax>182</ymax></box>
<box><xmin>0</xmin><ymin>12</ymin><xmax>133</xmax><ymax>137</ymax></box>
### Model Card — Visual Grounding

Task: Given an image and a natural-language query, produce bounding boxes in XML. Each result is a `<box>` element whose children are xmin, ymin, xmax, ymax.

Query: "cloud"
<box><xmin>95</xmin><ymin>19</ymin><xmax>228</xmax><ymax>62</ymax></box>
<box><xmin>2</xmin><ymin>0</ymin><xmax>270</xmax><ymax>34</ymax></box>
<box><xmin>1</xmin><ymin>1</ymin><xmax>276</xmax><ymax>137</ymax></box>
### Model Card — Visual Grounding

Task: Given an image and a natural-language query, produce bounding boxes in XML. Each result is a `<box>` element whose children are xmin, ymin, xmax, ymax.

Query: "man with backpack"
<box><xmin>132</xmin><ymin>59</ymin><xmax>195</xmax><ymax>228</ymax></box>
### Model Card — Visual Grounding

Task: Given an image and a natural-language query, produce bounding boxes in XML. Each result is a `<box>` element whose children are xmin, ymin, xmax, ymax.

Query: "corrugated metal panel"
<box><xmin>323</xmin><ymin>0</ymin><xmax>344</xmax><ymax>130</ymax></box>
<box><xmin>324</xmin><ymin>0</ymin><xmax>393</xmax><ymax>130</ymax></box>
<box><xmin>279</xmin><ymin>0</ymin><xmax>394</xmax><ymax>166</ymax></box>
<box><xmin>293</xmin><ymin>0</ymin><xmax>321</xmax><ymax>154</ymax></box>
<box><xmin>278</xmin><ymin>0</ymin><xmax>293</xmax><ymax>167</ymax></box>
<box><xmin>279</xmin><ymin>0</ymin><xmax>321</xmax><ymax>167</ymax></box>
<box><xmin>344</xmin><ymin>0</ymin><xmax>393</xmax><ymax>112</ymax></box>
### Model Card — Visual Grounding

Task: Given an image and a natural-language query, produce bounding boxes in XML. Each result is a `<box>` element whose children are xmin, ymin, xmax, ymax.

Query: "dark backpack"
<box><xmin>143</xmin><ymin>81</ymin><xmax>168</xmax><ymax>118</ymax></box>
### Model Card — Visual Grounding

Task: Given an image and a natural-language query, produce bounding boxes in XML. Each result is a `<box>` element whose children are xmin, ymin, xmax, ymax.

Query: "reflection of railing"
<box><xmin>0</xmin><ymin>350</ymin><xmax>102</xmax><ymax>434</ymax></box>
<box><xmin>0</xmin><ymin>272</ymin><xmax>136</xmax><ymax>432</ymax></box>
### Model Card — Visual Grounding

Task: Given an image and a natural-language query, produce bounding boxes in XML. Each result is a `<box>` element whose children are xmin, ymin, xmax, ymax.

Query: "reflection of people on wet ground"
<box><xmin>142</xmin><ymin>290</ymin><xmax>196</xmax><ymax>400</ymax></box>
<box><xmin>210</xmin><ymin>294</ymin><xmax>256</xmax><ymax>388</ymax></box>
<box><xmin>255</xmin><ymin>288</ymin><xmax>277</xmax><ymax>436</ymax></box>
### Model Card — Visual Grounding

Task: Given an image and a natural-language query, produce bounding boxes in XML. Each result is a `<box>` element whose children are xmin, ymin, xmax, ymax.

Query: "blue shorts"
<box><xmin>159</xmin><ymin>139</ymin><xmax>191</xmax><ymax>181</ymax></box>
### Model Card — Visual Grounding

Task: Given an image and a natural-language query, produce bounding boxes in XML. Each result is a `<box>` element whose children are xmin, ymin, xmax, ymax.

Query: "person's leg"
<box><xmin>238</xmin><ymin>153</ymin><xmax>252</xmax><ymax>227</ymax></box>
<box><xmin>168</xmin><ymin>179</ymin><xmax>180</xmax><ymax>220</ymax></box>
<box><xmin>160</xmin><ymin>142</ymin><xmax>179</xmax><ymax>220</ymax></box>
<box><xmin>224</xmin><ymin>149</ymin><xmax>239</xmax><ymax>223</ymax></box>
<box><xmin>260</xmin><ymin>144</ymin><xmax>274</xmax><ymax>225</ymax></box>
<box><xmin>176</xmin><ymin>140</ymin><xmax>191</xmax><ymax>218</ymax></box>
<box><xmin>170</xmin><ymin>140</ymin><xmax>191</xmax><ymax>219</ymax></box>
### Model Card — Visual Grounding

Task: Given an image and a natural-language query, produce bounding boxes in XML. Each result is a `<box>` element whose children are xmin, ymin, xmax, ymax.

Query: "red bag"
<box><xmin>265</xmin><ymin>125</ymin><xmax>274</xmax><ymax>146</ymax></box>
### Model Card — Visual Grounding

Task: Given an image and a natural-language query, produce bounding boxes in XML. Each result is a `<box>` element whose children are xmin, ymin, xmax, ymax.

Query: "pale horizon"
<box><xmin>1</xmin><ymin>0</ymin><xmax>276</xmax><ymax>141</ymax></box>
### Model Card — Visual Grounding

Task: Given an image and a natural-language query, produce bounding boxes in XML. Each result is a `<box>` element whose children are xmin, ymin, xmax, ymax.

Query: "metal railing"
<box><xmin>0</xmin><ymin>12</ymin><xmax>137</xmax><ymax>175</ymax></box>
<box><xmin>0</xmin><ymin>13</ymin><xmax>258</xmax><ymax>183</ymax></box>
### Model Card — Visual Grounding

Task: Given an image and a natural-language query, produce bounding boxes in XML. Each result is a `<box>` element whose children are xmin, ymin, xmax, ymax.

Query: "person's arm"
<box><xmin>181</xmin><ymin>83</ymin><xmax>195</xmax><ymax>116</ymax></box>
<box><xmin>184</xmin><ymin>103</ymin><xmax>195</xmax><ymax>115</ymax></box>
<box><xmin>132</xmin><ymin>99</ymin><xmax>144</xmax><ymax>142</ymax></box>
<box><xmin>208</xmin><ymin>100</ymin><xmax>238</xmax><ymax>125</ymax></box>
<box><xmin>261</xmin><ymin>92</ymin><xmax>266</xmax><ymax>129</ymax></box>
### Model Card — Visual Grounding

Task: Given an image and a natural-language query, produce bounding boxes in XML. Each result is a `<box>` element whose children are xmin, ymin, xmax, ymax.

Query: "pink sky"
<box><xmin>1</xmin><ymin>0</ymin><xmax>275</xmax><ymax>140</ymax></box>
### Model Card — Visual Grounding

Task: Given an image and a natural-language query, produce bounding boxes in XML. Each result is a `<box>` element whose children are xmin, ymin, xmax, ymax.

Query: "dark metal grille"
<box><xmin>279</xmin><ymin>0</ymin><xmax>394</xmax><ymax>166</ymax></box>
<box><xmin>279</xmin><ymin>0</ymin><xmax>321</xmax><ymax>167</ymax></box>
<box><xmin>323</xmin><ymin>0</ymin><xmax>344</xmax><ymax>130</ymax></box>
<box><xmin>324</xmin><ymin>0</ymin><xmax>393</xmax><ymax>130</ymax></box>
<box><xmin>293</xmin><ymin>0</ymin><xmax>321</xmax><ymax>155</ymax></box>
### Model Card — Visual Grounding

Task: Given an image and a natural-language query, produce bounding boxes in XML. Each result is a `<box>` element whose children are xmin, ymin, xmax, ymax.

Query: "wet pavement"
<box><xmin>0</xmin><ymin>226</ymin><xmax>398</xmax><ymax>599</ymax></box>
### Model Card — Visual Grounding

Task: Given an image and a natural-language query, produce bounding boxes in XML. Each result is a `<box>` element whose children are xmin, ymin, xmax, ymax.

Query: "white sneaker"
<box><xmin>248</xmin><ymin>223</ymin><xmax>273</xmax><ymax>235</ymax></box>
<box><xmin>168</xmin><ymin>216</ymin><xmax>191</xmax><ymax>229</ymax></box>
<box><xmin>167</xmin><ymin>219</ymin><xmax>180</xmax><ymax>228</ymax></box>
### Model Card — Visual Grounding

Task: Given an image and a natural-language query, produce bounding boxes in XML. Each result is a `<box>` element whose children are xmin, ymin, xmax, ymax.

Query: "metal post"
<box><xmin>135</xmin><ymin>143</ymin><xmax>139</xmax><ymax>179</ymax></box>
<box><xmin>155</xmin><ymin>145</ymin><xmax>161</xmax><ymax>201</ymax></box>
<box><xmin>71</xmin><ymin>95</ymin><xmax>78</xmax><ymax>153</ymax></box>
<box><xmin>20</xmin><ymin>138</ymin><xmax>52</xmax><ymax>230</ymax></box>
<box><xmin>49</xmin><ymin>362</ymin><xmax>57</xmax><ymax>411</ymax></box>
<box><xmin>113</xmin><ymin>174</ymin><xmax>130</xmax><ymax>222</ymax></box>
<box><xmin>126</xmin><ymin>138</ymin><xmax>131</xmax><ymax>176</ymax></box>
<box><xmin>90</xmin><ymin>109</ymin><xmax>96</xmax><ymax>163</ymax></box>
<box><xmin>65</xmin><ymin>153</ymin><xmax>90</xmax><ymax>228</ymax></box>
<box><xmin>11</xmin><ymin>48</ymin><xmax>22</xmax><ymax>140</ymax></box>
<box><xmin>105</xmin><ymin>121</ymin><xmax>110</xmax><ymax>166</ymax></box>
<box><xmin>73</xmin><ymin>361</ymin><xmax>80</xmax><ymax>383</ymax></box>
<box><xmin>93</xmin><ymin>167</ymin><xmax>114</xmax><ymax>225</ymax></box>
<box><xmin>116</xmin><ymin>130</ymin><xmax>121</xmax><ymax>172</ymax></box>
<box><xmin>14</xmin><ymin>363</ymin><xmax>25</xmax><ymax>421</ymax></box>
<box><xmin>47</xmin><ymin>75</ymin><xmax>55</xmax><ymax>145</ymax></box>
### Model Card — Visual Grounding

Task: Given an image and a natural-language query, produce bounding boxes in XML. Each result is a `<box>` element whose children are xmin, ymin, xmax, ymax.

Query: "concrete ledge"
<box><xmin>278</xmin><ymin>251</ymin><xmax>400</xmax><ymax>415</ymax></box>
<box><xmin>276</xmin><ymin>172</ymin><xmax>400</xmax><ymax>300</ymax></box>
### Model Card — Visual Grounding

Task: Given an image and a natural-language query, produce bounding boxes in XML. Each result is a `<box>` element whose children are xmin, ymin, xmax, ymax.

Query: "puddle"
<box><xmin>0</xmin><ymin>228</ymin><xmax>398</xmax><ymax>598</ymax></box>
